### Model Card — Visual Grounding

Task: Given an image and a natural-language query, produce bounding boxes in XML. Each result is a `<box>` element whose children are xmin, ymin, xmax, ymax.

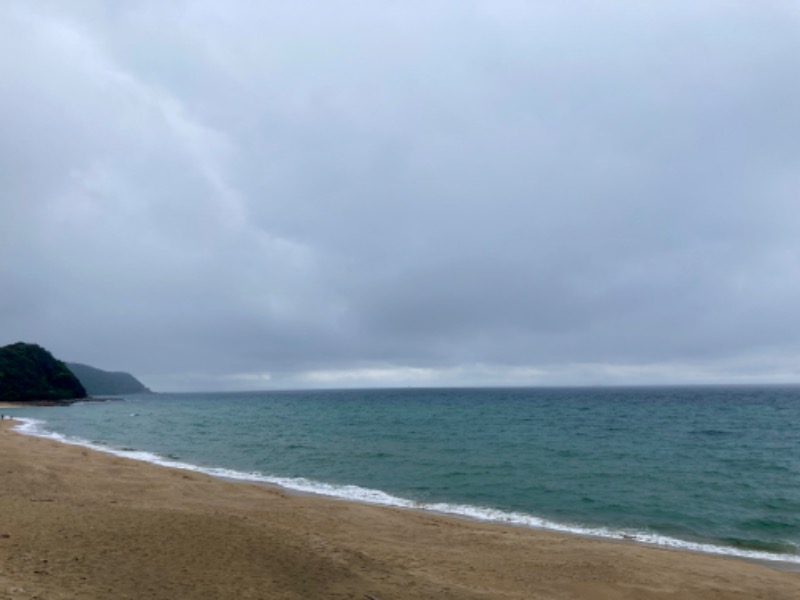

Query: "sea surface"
<box><xmin>6</xmin><ymin>386</ymin><xmax>800</xmax><ymax>566</ymax></box>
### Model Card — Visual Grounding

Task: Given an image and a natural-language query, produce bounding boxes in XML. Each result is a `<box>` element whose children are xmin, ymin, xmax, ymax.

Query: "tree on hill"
<box><xmin>0</xmin><ymin>342</ymin><xmax>87</xmax><ymax>403</ymax></box>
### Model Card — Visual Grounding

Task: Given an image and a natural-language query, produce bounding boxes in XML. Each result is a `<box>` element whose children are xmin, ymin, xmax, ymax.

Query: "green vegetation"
<box><xmin>0</xmin><ymin>342</ymin><xmax>87</xmax><ymax>403</ymax></box>
<box><xmin>66</xmin><ymin>362</ymin><xmax>151</xmax><ymax>395</ymax></box>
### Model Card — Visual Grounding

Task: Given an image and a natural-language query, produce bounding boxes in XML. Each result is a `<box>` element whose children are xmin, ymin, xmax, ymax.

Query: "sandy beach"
<box><xmin>1</xmin><ymin>421</ymin><xmax>798</xmax><ymax>599</ymax></box>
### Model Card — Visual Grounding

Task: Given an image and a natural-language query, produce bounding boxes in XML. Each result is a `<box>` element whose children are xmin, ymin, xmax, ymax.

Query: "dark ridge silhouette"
<box><xmin>66</xmin><ymin>362</ymin><xmax>152</xmax><ymax>396</ymax></box>
<box><xmin>0</xmin><ymin>342</ymin><xmax>87</xmax><ymax>403</ymax></box>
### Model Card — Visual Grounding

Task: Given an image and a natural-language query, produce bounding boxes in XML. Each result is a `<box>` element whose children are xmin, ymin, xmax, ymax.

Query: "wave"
<box><xmin>12</xmin><ymin>417</ymin><xmax>800</xmax><ymax>567</ymax></box>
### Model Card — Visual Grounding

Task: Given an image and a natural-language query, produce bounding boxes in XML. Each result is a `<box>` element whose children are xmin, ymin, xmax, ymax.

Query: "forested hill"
<box><xmin>0</xmin><ymin>342</ymin><xmax>87</xmax><ymax>403</ymax></box>
<box><xmin>66</xmin><ymin>362</ymin><xmax>151</xmax><ymax>395</ymax></box>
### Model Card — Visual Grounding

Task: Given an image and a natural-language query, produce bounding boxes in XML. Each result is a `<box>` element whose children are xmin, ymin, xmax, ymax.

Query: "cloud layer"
<box><xmin>3</xmin><ymin>1</ymin><xmax>800</xmax><ymax>390</ymax></box>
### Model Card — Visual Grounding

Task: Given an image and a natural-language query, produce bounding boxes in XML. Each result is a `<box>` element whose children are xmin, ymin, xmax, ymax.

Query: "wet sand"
<box><xmin>1</xmin><ymin>420</ymin><xmax>798</xmax><ymax>599</ymax></box>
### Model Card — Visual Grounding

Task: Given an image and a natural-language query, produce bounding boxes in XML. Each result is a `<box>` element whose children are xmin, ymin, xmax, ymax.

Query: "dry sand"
<box><xmin>1</xmin><ymin>421</ymin><xmax>798</xmax><ymax>599</ymax></box>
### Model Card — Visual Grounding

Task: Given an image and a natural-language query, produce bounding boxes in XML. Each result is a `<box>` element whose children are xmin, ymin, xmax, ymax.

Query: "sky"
<box><xmin>2</xmin><ymin>1</ymin><xmax>800</xmax><ymax>391</ymax></box>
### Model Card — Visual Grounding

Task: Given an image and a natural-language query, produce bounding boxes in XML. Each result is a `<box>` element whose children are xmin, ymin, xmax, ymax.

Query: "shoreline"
<box><xmin>0</xmin><ymin>397</ymin><xmax>115</xmax><ymax>408</ymax></box>
<box><xmin>2</xmin><ymin>420</ymin><xmax>799</xmax><ymax>599</ymax></box>
<box><xmin>11</xmin><ymin>415</ymin><xmax>800</xmax><ymax>570</ymax></box>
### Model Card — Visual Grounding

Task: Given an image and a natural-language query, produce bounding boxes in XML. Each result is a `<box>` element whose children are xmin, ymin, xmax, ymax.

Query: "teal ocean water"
<box><xmin>7</xmin><ymin>386</ymin><xmax>800</xmax><ymax>565</ymax></box>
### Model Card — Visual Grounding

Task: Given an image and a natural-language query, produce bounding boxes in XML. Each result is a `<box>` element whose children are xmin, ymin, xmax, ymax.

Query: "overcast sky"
<box><xmin>2</xmin><ymin>1</ymin><xmax>800</xmax><ymax>391</ymax></box>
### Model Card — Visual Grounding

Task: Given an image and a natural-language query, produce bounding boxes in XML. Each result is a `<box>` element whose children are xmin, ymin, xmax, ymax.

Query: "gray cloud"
<box><xmin>2</xmin><ymin>1</ymin><xmax>800</xmax><ymax>390</ymax></box>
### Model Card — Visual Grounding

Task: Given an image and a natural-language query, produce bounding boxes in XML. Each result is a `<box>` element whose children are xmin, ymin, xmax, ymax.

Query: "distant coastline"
<box><xmin>0</xmin><ymin>341</ymin><xmax>152</xmax><ymax>404</ymax></box>
<box><xmin>0</xmin><ymin>396</ymin><xmax>118</xmax><ymax>408</ymax></box>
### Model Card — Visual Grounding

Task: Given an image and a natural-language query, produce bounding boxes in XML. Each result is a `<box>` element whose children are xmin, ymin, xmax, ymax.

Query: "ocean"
<box><xmin>6</xmin><ymin>386</ymin><xmax>800</xmax><ymax>566</ymax></box>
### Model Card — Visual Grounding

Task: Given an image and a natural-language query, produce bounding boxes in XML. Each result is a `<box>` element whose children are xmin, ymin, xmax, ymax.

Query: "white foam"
<box><xmin>12</xmin><ymin>417</ymin><xmax>800</xmax><ymax>566</ymax></box>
